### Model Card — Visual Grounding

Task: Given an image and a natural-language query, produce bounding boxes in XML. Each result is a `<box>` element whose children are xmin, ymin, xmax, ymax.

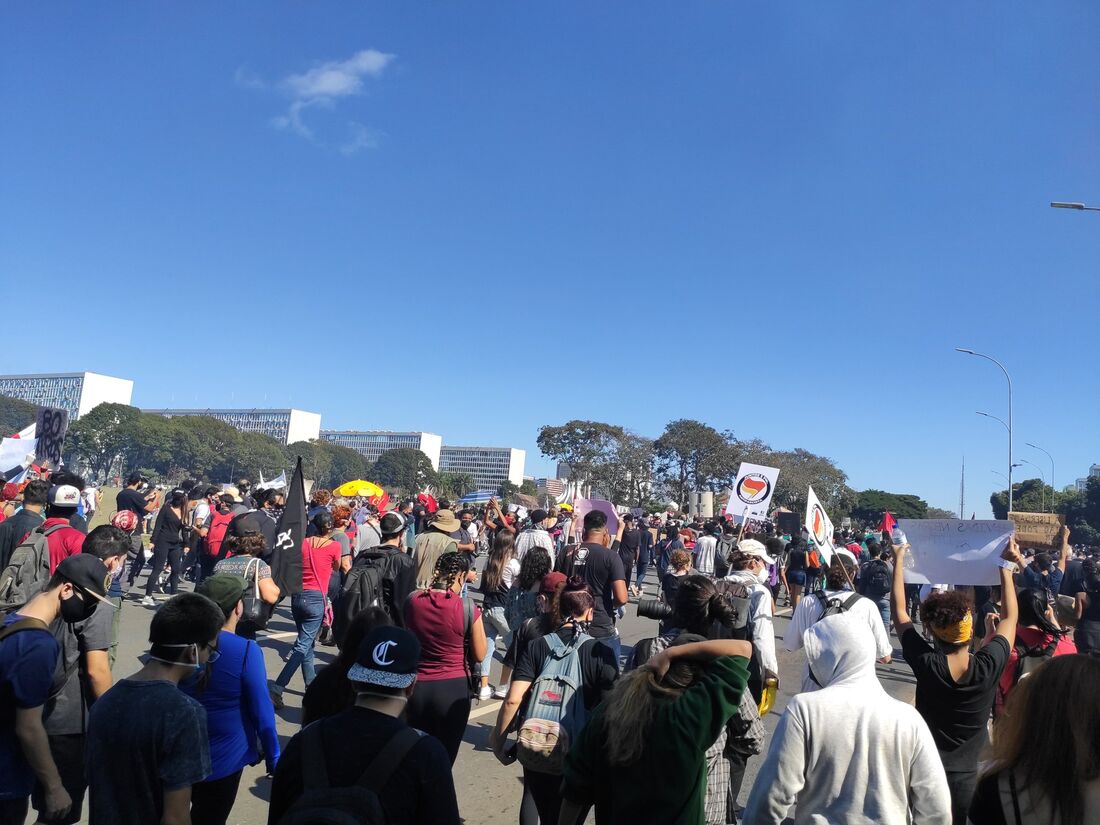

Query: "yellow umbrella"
<box><xmin>334</xmin><ymin>480</ymin><xmax>386</xmax><ymax>498</ymax></box>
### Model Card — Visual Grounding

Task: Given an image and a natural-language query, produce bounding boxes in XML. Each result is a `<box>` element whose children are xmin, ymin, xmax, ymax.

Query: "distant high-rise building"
<box><xmin>145</xmin><ymin>408</ymin><xmax>321</xmax><ymax>446</ymax></box>
<box><xmin>0</xmin><ymin>372</ymin><xmax>134</xmax><ymax>420</ymax></box>
<box><xmin>321</xmin><ymin>431</ymin><xmax>443</xmax><ymax>469</ymax></box>
<box><xmin>439</xmin><ymin>446</ymin><xmax>525</xmax><ymax>491</ymax></box>
<box><xmin>536</xmin><ymin>477</ymin><xmax>566</xmax><ymax>498</ymax></box>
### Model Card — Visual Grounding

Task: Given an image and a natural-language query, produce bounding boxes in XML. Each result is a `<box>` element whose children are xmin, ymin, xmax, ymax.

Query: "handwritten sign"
<box><xmin>34</xmin><ymin>407</ymin><xmax>69</xmax><ymax>469</ymax></box>
<box><xmin>1008</xmin><ymin>512</ymin><xmax>1065</xmax><ymax>551</ymax></box>
<box><xmin>896</xmin><ymin>519</ymin><xmax>1014</xmax><ymax>586</ymax></box>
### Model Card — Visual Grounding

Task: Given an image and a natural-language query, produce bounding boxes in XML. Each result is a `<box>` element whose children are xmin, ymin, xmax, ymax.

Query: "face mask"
<box><xmin>150</xmin><ymin>642</ymin><xmax>216</xmax><ymax>675</ymax></box>
<box><xmin>754</xmin><ymin>565</ymin><xmax>770</xmax><ymax>584</ymax></box>
<box><xmin>60</xmin><ymin>590</ymin><xmax>96</xmax><ymax>623</ymax></box>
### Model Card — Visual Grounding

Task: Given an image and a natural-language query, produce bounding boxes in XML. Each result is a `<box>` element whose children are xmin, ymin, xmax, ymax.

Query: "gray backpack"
<box><xmin>0</xmin><ymin>524</ymin><xmax>69</xmax><ymax>612</ymax></box>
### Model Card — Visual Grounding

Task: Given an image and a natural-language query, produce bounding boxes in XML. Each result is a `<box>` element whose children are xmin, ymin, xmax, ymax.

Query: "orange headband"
<box><xmin>930</xmin><ymin>611</ymin><xmax>973</xmax><ymax>645</ymax></box>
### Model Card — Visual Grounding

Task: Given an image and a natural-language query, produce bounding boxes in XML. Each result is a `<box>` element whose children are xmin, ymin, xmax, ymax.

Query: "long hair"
<box><xmin>985</xmin><ymin>655</ymin><xmax>1100</xmax><ymax>825</ymax></box>
<box><xmin>1083</xmin><ymin>559</ymin><xmax>1100</xmax><ymax>595</ymax></box>
<box><xmin>674</xmin><ymin>575</ymin><xmax>737</xmax><ymax>636</ymax></box>
<box><xmin>429</xmin><ymin>551</ymin><xmax>471</xmax><ymax>592</ymax></box>
<box><xmin>483</xmin><ymin>531</ymin><xmax>516</xmax><ymax>593</ymax></box>
<box><xmin>601</xmin><ymin>633</ymin><xmax>708</xmax><ymax>767</ymax></box>
<box><xmin>1018</xmin><ymin>588</ymin><xmax>1063</xmax><ymax>636</ymax></box>
<box><xmin>517</xmin><ymin>547</ymin><xmax>552</xmax><ymax>591</ymax></box>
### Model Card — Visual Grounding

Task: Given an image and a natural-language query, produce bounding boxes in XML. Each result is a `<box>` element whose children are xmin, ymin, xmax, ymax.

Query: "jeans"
<box><xmin>480</xmin><ymin>606</ymin><xmax>511</xmax><ymax>676</ymax></box>
<box><xmin>875</xmin><ymin>597</ymin><xmax>891</xmax><ymax>635</ymax></box>
<box><xmin>596</xmin><ymin>633</ymin><xmax>622</xmax><ymax>668</ymax></box>
<box><xmin>144</xmin><ymin>543</ymin><xmax>183</xmax><ymax>596</ymax></box>
<box><xmin>635</xmin><ymin>559</ymin><xmax>649</xmax><ymax>590</ymax></box>
<box><xmin>273</xmin><ymin>590</ymin><xmax>325</xmax><ymax>692</ymax></box>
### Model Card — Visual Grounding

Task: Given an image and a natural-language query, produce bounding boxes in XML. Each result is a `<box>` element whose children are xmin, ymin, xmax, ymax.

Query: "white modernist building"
<box><xmin>0</xmin><ymin>372</ymin><xmax>134</xmax><ymax>420</ymax></box>
<box><xmin>145</xmin><ymin>408</ymin><xmax>321</xmax><ymax>446</ymax></box>
<box><xmin>321</xmin><ymin>431</ymin><xmax>443</xmax><ymax>469</ymax></box>
<box><xmin>440</xmin><ymin>446</ymin><xmax>525</xmax><ymax>491</ymax></box>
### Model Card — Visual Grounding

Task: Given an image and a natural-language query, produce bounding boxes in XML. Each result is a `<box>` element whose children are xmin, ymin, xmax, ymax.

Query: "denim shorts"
<box><xmin>787</xmin><ymin>570</ymin><xmax>807</xmax><ymax>587</ymax></box>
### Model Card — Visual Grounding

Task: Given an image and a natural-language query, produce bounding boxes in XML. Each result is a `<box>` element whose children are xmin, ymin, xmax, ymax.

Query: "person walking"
<box><xmin>404</xmin><ymin>551</ymin><xmax>488</xmax><ymax>764</ymax></box>
<box><xmin>1073</xmin><ymin>558</ymin><xmax>1100</xmax><ymax>656</ymax></box>
<box><xmin>185</xmin><ymin>575</ymin><xmax>280</xmax><ymax>825</ymax></box>
<box><xmin>480</xmin><ymin>530</ymin><xmax>518</xmax><ymax>699</ymax></box>
<box><xmin>213</xmin><ymin>533</ymin><xmax>281</xmax><ymax>640</ymax></box>
<box><xmin>270</xmin><ymin>512</ymin><xmax>342</xmax><ymax>709</ymax></box>
<box><xmin>142</xmin><ymin>489</ymin><xmax>189</xmax><ymax>606</ymax></box>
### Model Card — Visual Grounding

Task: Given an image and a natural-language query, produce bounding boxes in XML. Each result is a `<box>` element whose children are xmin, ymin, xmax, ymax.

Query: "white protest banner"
<box><xmin>896</xmin><ymin>519</ymin><xmax>1014</xmax><ymax>586</ymax></box>
<box><xmin>804</xmin><ymin>486</ymin><xmax>835</xmax><ymax>566</ymax></box>
<box><xmin>725</xmin><ymin>462</ymin><xmax>781</xmax><ymax>522</ymax></box>
<box><xmin>0</xmin><ymin>437</ymin><xmax>37</xmax><ymax>477</ymax></box>
<box><xmin>34</xmin><ymin>407</ymin><xmax>69</xmax><ymax>469</ymax></box>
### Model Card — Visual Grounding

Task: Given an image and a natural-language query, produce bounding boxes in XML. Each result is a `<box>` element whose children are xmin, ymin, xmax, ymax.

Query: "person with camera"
<box><xmin>722</xmin><ymin>540</ymin><xmax>780</xmax><ymax>702</ymax></box>
<box><xmin>141</xmin><ymin>489</ymin><xmax>190</xmax><ymax>606</ymax></box>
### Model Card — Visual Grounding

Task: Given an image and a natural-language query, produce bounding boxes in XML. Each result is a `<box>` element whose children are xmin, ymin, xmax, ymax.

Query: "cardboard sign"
<box><xmin>573</xmin><ymin>498</ymin><xmax>619</xmax><ymax>538</ymax></box>
<box><xmin>1008</xmin><ymin>512</ymin><xmax>1065</xmax><ymax>551</ymax></box>
<box><xmin>896</xmin><ymin>519</ymin><xmax>1014</xmax><ymax>586</ymax></box>
<box><xmin>804</xmin><ymin>486</ymin><xmax>835</xmax><ymax>566</ymax></box>
<box><xmin>34</xmin><ymin>407</ymin><xmax>69</xmax><ymax>469</ymax></box>
<box><xmin>725</xmin><ymin>462</ymin><xmax>781</xmax><ymax>521</ymax></box>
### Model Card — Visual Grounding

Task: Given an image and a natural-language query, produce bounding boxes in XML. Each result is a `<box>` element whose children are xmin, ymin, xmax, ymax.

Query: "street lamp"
<box><xmin>1026</xmin><ymin>442</ymin><xmax>1056</xmax><ymax>496</ymax></box>
<box><xmin>1050</xmin><ymin>201</ymin><xmax>1100</xmax><ymax>211</ymax></box>
<box><xmin>957</xmin><ymin>348</ymin><xmax>1014</xmax><ymax>511</ymax></box>
<box><xmin>1017</xmin><ymin>458</ymin><xmax>1047</xmax><ymax>512</ymax></box>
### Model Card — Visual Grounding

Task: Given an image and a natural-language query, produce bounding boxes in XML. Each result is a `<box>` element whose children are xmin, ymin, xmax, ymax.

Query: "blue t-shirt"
<box><xmin>0</xmin><ymin>614</ymin><xmax>60</xmax><ymax>799</ymax></box>
<box><xmin>180</xmin><ymin>630</ymin><xmax>281</xmax><ymax>778</ymax></box>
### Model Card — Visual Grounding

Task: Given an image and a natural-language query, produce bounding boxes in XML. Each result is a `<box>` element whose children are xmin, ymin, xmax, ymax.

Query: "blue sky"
<box><xmin>3</xmin><ymin>3</ymin><xmax>1098</xmax><ymax>515</ymax></box>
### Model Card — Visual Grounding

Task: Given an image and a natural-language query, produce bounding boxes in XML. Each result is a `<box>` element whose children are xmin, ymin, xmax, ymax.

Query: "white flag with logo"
<box><xmin>804</xmin><ymin>486</ymin><xmax>835</xmax><ymax>566</ymax></box>
<box><xmin>725</xmin><ymin>462</ymin><xmax>780</xmax><ymax>522</ymax></box>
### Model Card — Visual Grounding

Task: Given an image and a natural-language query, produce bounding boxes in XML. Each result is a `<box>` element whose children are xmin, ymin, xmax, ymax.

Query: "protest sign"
<box><xmin>0</xmin><ymin>437</ymin><xmax>37</xmax><ymax>479</ymax></box>
<box><xmin>776</xmin><ymin>510</ymin><xmax>800</xmax><ymax>536</ymax></box>
<box><xmin>1008</xmin><ymin>511</ymin><xmax>1065</xmax><ymax>551</ymax></box>
<box><xmin>896</xmin><ymin>518</ymin><xmax>1014</xmax><ymax>586</ymax></box>
<box><xmin>804</xmin><ymin>486</ymin><xmax>835</xmax><ymax>566</ymax></box>
<box><xmin>34</xmin><ymin>407</ymin><xmax>68</xmax><ymax>469</ymax></box>
<box><xmin>574</xmin><ymin>498</ymin><xmax>619</xmax><ymax>537</ymax></box>
<box><xmin>725</xmin><ymin>463</ymin><xmax>781</xmax><ymax>522</ymax></box>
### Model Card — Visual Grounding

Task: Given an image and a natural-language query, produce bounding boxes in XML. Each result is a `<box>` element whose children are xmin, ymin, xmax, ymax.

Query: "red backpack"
<box><xmin>205</xmin><ymin>510</ymin><xmax>233</xmax><ymax>558</ymax></box>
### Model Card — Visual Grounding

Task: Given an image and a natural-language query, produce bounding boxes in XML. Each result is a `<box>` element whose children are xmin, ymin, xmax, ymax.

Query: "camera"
<box><xmin>637</xmin><ymin>599</ymin><xmax>676</xmax><ymax>623</ymax></box>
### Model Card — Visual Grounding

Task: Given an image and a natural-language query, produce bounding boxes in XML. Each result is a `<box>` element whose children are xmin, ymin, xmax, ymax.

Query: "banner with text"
<box><xmin>1008</xmin><ymin>512</ymin><xmax>1065</xmax><ymax>552</ymax></box>
<box><xmin>34</xmin><ymin>407</ymin><xmax>69</xmax><ymax>469</ymax></box>
<box><xmin>896</xmin><ymin>518</ymin><xmax>1014</xmax><ymax>586</ymax></box>
<box><xmin>726</xmin><ymin>462</ymin><xmax>781</xmax><ymax>522</ymax></box>
<box><xmin>804</xmin><ymin>486</ymin><xmax>835</xmax><ymax>567</ymax></box>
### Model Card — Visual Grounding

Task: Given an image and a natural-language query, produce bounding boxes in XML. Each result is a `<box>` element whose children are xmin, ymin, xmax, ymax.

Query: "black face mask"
<box><xmin>60</xmin><ymin>590</ymin><xmax>97</xmax><ymax>624</ymax></box>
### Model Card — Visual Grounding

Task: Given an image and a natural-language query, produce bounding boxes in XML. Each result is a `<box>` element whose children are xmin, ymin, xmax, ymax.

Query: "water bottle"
<box><xmin>890</xmin><ymin>527</ymin><xmax>908</xmax><ymax>547</ymax></box>
<box><xmin>758</xmin><ymin>675</ymin><xmax>779</xmax><ymax>717</ymax></box>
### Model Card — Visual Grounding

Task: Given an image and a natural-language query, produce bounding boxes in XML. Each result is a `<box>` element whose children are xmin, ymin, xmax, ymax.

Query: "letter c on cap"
<box><xmin>372</xmin><ymin>640</ymin><xmax>397</xmax><ymax>667</ymax></box>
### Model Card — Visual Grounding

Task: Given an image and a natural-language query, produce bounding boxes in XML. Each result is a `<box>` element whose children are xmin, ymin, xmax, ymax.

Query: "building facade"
<box><xmin>145</xmin><ymin>408</ymin><xmax>321</xmax><ymax>445</ymax></box>
<box><xmin>320</xmin><ymin>431</ymin><xmax>443</xmax><ymax>469</ymax></box>
<box><xmin>439</xmin><ymin>446</ymin><xmax>525</xmax><ymax>491</ymax></box>
<box><xmin>0</xmin><ymin>372</ymin><xmax>134</xmax><ymax>420</ymax></box>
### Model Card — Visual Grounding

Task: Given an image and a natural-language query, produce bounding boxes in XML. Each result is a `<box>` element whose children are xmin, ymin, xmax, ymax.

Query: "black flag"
<box><xmin>271</xmin><ymin>457</ymin><xmax>305</xmax><ymax>597</ymax></box>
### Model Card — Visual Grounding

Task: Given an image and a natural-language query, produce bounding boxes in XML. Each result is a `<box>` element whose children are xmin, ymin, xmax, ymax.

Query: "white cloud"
<box><xmin>238</xmin><ymin>49</ymin><xmax>394</xmax><ymax>153</ymax></box>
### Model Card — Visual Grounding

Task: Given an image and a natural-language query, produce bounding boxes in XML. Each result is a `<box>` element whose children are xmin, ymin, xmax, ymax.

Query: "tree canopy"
<box><xmin>370</xmin><ymin>448</ymin><xmax>437</xmax><ymax>496</ymax></box>
<box><xmin>0</xmin><ymin>394</ymin><xmax>39</xmax><ymax>436</ymax></box>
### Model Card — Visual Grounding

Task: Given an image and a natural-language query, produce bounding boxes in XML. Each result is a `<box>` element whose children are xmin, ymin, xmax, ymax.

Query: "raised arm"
<box><xmin>992</xmin><ymin>537</ymin><xmax>1022</xmax><ymax>650</ymax></box>
<box><xmin>891</xmin><ymin>542</ymin><xmax>913</xmax><ymax>638</ymax></box>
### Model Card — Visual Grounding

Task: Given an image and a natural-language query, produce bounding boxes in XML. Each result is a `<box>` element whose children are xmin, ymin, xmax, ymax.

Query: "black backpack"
<box><xmin>813</xmin><ymin>589</ymin><xmax>862</xmax><ymax>622</ymax></box>
<box><xmin>276</xmin><ymin>722</ymin><xmax>421</xmax><ymax>825</ymax></box>
<box><xmin>860</xmin><ymin>560</ymin><xmax>891</xmax><ymax>599</ymax></box>
<box><xmin>334</xmin><ymin>555</ymin><xmax>391</xmax><ymax>647</ymax></box>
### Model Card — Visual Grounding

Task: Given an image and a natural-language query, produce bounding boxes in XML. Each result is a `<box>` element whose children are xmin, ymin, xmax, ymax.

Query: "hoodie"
<box><xmin>743</xmin><ymin>613</ymin><xmax>950</xmax><ymax>825</ymax></box>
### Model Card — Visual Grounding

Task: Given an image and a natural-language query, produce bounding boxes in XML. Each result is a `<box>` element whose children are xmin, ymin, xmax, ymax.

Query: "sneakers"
<box><xmin>140</xmin><ymin>596</ymin><xmax>156</xmax><ymax>607</ymax></box>
<box><xmin>492</xmin><ymin>684</ymin><xmax>509</xmax><ymax>700</ymax></box>
<box><xmin>478</xmin><ymin>685</ymin><xmax>493</xmax><ymax>701</ymax></box>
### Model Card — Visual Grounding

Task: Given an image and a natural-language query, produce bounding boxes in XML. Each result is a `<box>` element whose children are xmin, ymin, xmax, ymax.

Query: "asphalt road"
<box><xmin>91</xmin><ymin>566</ymin><xmax>917</xmax><ymax>825</ymax></box>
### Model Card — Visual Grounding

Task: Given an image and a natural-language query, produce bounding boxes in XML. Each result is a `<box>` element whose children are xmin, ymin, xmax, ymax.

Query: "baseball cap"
<box><xmin>347</xmin><ymin>626</ymin><xmax>421</xmax><ymax>689</ymax></box>
<box><xmin>55</xmin><ymin>555</ymin><xmax>114</xmax><ymax>606</ymax></box>
<box><xmin>530</xmin><ymin>509</ymin><xmax>548</xmax><ymax>524</ymax></box>
<box><xmin>222</xmin><ymin>485</ymin><xmax>244</xmax><ymax>504</ymax></box>
<box><xmin>196</xmin><ymin>574</ymin><xmax>248</xmax><ymax>619</ymax></box>
<box><xmin>738</xmin><ymin>538</ymin><xmax>776</xmax><ymax>566</ymax></box>
<box><xmin>540</xmin><ymin>571</ymin><xmax>567</xmax><ymax>594</ymax></box>
<box><xmin>48</xmin><ymin>485</ymin><xmax>81</xmax><ymax>508</ymax></box>
<box><xmin>110</xmin><ymin>510</ymin><xmax>139</xmax><ymax>532</ymax></box>
<box><xmin>379</xmin><ymin>511</ymin><xmax>407</xmax><ymax>538</ymax></box>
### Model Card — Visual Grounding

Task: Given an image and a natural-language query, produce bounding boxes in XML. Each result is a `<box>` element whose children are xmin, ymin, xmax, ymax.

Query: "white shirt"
<box><xmin>694</xmin><ymin>535</ymin><xmax>718</xmax><ymax>575</ymax></box>
<box><xmin>785</xmin><ymin>589</ymin><xmax>892</xmax><ymax>693</ymax></box>
<box><xmin>514</xmin><ymin>527</ymin><xmax>555</xmax><ymax>565</ymax></box>
<box><xmin>724</xmin><ymin>570</ymin><xmax>779</xmax><ymax>678</ymax></box>
<box><xmin>190</xmin><ymin>500</ymin><xmax>211</xmax><ymax>528</ymax></box>
<box><xmin>502</xmin><ymin>557</ymin><xmax>521</xmax><ymax>588</ymax></box>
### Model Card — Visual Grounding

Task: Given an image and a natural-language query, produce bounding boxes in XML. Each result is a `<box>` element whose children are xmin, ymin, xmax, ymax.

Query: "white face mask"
<box><xmin>754</xmin><ymin>565</ymin><xmax>769</xmax><ymax>584</ymax></box>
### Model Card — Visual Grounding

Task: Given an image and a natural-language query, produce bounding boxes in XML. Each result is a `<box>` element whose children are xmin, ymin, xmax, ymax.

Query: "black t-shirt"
<box><xmin>268</xmin><ymin>707</ymin><xmax>460</xmax><ymax>825</ymax></box>
<box><xmin>115</xmin><ymin>488</ymin><xmax>149</xmax><ymax>519</ymax></box>
<box><xmin>618</xmin><ymin>529</ymin><xmax>641</xmax><ymax>570</ymax></box>
<box><xmin>228</xmin><ymin>510</ymin><xmax>277</xmax><ymax>550</ymax></box>
<box><xmin>513</xmin><ymin>626</ymin><xmax>619</xmax><ymax>710</ymax></box>
<box><xmin>504</xmin><ymin>615</ymin><xmax>546</xmax><ymax>669</ymax></box>
<box><xmin>565</xmin><ymin>543</ymin><xmax>626</xmax><ymax>639</ymax></box>
<box><xmin>901</xmin><ymin>628</ymin><xmax>1010</xmax><ymax>769</ymax></box>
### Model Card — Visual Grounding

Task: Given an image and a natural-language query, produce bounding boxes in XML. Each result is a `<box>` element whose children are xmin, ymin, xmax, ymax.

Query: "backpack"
<box><xmin>812</xmin><ymin>589</ymin><xmax>862</xmax><ymax>623</ymax></box>
<box><xmin>1013</xmin><ymin>636</ymin><xmax>1058</xmax><ymax>684</ymax></box>
<box><xmin>239</xmin><ymin>557</ymin><xmax>274</xmax><ymax>631</ymax></box>
<box><xmin>860</xmin><ymin>560</ymin><xmax>891</xmax><ymax>599</ymax></box>
<box><xmin>205</xmin><ymin>510</ymin><xmax>233</xmax><ymax>559</ymax></box>
<box><xmin>506</xmin><ymin>586</ymin><xmax>539</xmax><ymax>632</ymax></box>
<box><xmin>334</xmin><ymin>556</ymin><xmax>389</xmax><ymax>647</ymax></box>
<box><xmin>276</xmin><ymin>722</ymin><xmax>421</xmax><ymax>825</ymax></box>
<box><xmin>807</xmin><ymin>548</ymin><xmax>822</xmax><ymax>570</ymax></box>
<box><xmin>714</xmin><ymin>536</ymin><xmax>736</xmax><ymax>579</ymax></box>
<box><xmin>516</xmin><ymin>629</ymin><xmax>591</xmax><ymax>775</ymax></box>
<box><xmin>0</xmin><ymin>524</ymin><xmax>70</xmax><ymax>612</ymax></box>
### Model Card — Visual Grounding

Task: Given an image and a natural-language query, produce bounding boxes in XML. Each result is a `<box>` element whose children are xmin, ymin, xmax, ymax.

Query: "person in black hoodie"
<box><xmin>335</xmin><ymin>511</ymin><xmax>417</xmax><ymax>642</ymax></box>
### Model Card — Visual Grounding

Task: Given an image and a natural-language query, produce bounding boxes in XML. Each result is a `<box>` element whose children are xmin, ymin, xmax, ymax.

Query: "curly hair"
<box><xmin>517</xmin><ymin>547</ymin><xmax>552</xmax><ymax>591</ymax></box>
<box><xmin>331</xmin><ymin>504</ymin><xmax>352</xmax><ymax>528</ymax></box>
<box><xmin>223</xmin><ymin>532</ymin><xmax>267</xmax><ymax>558</ymax></box>
<box><xmin>919</xmin><ymin>590</ymin><xmax>971</xmax><ymax>629</ymax></box>
<box><xmin>430</xmin><ymin>551</ymin><xmax>471</xmax><ymax>591</ymax></box>
<box><xmin>669</xmin><ymin>549</ymin><xmax>692</xmax><ymax>571</ymax></box>
<box><xmin>310</xmin><ymin>488</ymin><xmax>332</xmax><ymax>507</ymax></box>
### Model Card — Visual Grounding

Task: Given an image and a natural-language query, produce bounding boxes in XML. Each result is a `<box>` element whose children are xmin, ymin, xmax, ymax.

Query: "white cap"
<box><xmin>738</xmin><ymin>538</ymin><xmax>776</xmax><ymax>566</ymax></box>
<box><xmin>48</xmin><ymin>485</ymin><xmax>81</xmax><ymax>508</ymax></box>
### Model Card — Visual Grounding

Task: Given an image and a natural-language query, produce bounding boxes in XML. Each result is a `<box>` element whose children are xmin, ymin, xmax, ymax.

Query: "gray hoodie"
<box><xmin>743</xmin><ymin>612</ymin><xmax>950</xmax><ymax>825</ymax></box>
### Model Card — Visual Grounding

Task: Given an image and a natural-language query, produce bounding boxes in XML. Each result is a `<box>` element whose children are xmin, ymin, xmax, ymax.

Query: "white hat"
<box><xmin>48</xmin><ymin>485</ymin><xmax>81</xmax><ymax>508</ymax></box>
<box><xmin>738</xmin><ymin>538</ymin><xmax>776</xmax><ymax>566</ymax></box>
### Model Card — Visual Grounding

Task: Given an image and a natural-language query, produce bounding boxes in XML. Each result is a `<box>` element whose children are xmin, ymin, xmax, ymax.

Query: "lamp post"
<box><xmin>1050</xmin><ymin>201</ymin><xmax>1100</xmax><ymax>211</ymax></box>
<box><xmin>958</xmin><ymin>349</ymin><xmax>1014</xmax><ymax>511</ymax></box>
<box><xmin>1026</xmin><ymin>442</ymin><xmax>1055</xmax><ymax>499</ymax></box>
<box><xmin>1017</xmin><ymin>458</ymin><xmax>1047</xmax><ymax>512</ymax></box>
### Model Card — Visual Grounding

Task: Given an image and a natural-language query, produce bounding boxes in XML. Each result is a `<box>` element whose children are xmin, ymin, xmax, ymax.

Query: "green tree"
<box><xmin>437</xmin><ymin>472</ymin><xmax>476</xmax><ymax>499</ymax></box>
<box><xmin>537</xmin><ymin>420</ymin><xmax>627</xmax><ymax>493</ymax></box>
<box><xmin>0</xmin><ymin>394</ymin><xmax>39</xmax><ymax>436</ymax></box>
<box><xmin>65</xmin><ymin>403</ymin><xmax>142</xmax><ymax>481</ymax></box>
<box><xmin>926</xmin><ymin>507</ymin><xmax>958</xmax><ymax>519</ymax></box>
<box><xmin>653</xmin><ymin>419</ymin><xmax>732</xmax><ymax>508</ymax></box>
<box><xmin>519</xmin><ymin>479</ymin><xmax>538</xmax><ymax>497</ymax></box>
<box><xmin>990</xmin><ymin>478</ymin><xmax>1056</xmax><ymax>520</ymax></box>
<box><xmin>766</xmin><ymin>448</ymin><xmax>856</xmax><ymax>518</ymax></box>
<box><xmin>850</xmin><ymin>490</ymin><xmax>929</xmax><ymax>524</ymax></box>
<box><xmin>371</xmin><ymin>448</ymin><xmax>437</xmax><ymax>495</ymax></box>
<box><xmin>592</xmin><ymin>433</ymin><xmax>654</xmax><ymax>507</ymax></box>
<box><xmin>497</xmin><ymin>480</ymin><xmax>520</xmax><ymax>502</ymax></box>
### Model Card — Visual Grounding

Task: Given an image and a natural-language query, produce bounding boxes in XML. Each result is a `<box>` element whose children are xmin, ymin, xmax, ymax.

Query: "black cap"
<box><xmin>530</xmin><ymin>509</ymin><xmax>548</xmax><ymax>523</ymax></box>
<box><xmin>55</xmin><ymin>555</ymin><xmax>113</xmax><ymax>606</ymax></box>
<box><xmin>347</xmin><ymin>626</ymin><xmax>421</xmax><ymax>689</ymax></box>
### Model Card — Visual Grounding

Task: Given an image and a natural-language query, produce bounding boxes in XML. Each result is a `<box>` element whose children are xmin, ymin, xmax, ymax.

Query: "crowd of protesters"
<box><xmin>1</xmin><ymin>466</ymin><xmax>1100</xmax><ymax>824</ymax></box>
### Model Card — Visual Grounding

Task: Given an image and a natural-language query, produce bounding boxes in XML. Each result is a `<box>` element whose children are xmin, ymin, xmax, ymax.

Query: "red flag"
<box><xmin>878</xmin><ymin>511</ymin><xmax>897</xmax><ymax>534</ymax></box>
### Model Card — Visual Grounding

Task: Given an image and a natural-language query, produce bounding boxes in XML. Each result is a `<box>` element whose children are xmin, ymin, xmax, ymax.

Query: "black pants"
<box><xmin>145</xmin><ymin>543</ymin><xmax>183</xmax><ymax>596</ymax></box>
<box><xmin>522</xmin><ymin>768</ymin><xmax>562</xmax><ymax>825</ymax></box>
<box><xmin>945</xmin><ymin>768</ymin><xmax>976</xmax><ymax>825</ymax></box>
<box><xmin>727</xmin><ymin>751</ymin><xmax>750</xmax><ymax>823</ymax></box>
<box><xmin>405</xmin><ymin>677</ymin><xmax>470</xmax><ymax>765</ymax></box>
<box><xmin>190</xmin><ymin>769</ymin><xmax>243</xmax><ymax>825</ymax></box>
<box><xmin>32</xmin><ymin>733</ymin><xmax>85</xmax><ymax>825</ymax></box>
<box><xmin>0</xmin><ymin>799</ymin><xmax>27</xmax><ymax>825</ymax></box>
<box><xmin>126</xmin><ymin>534</ymin><xmax>146</xmax><ymax>585</ymax></box>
